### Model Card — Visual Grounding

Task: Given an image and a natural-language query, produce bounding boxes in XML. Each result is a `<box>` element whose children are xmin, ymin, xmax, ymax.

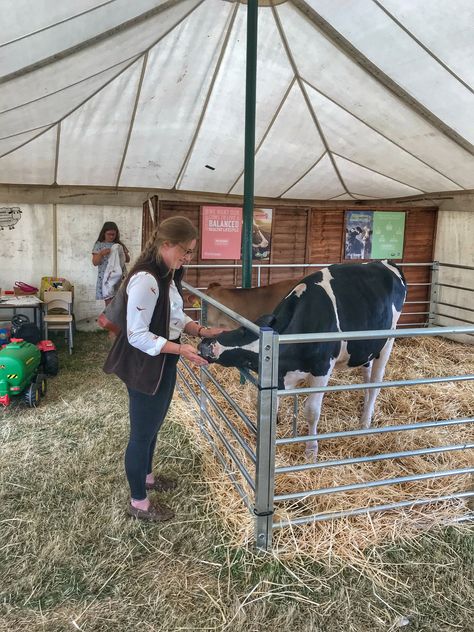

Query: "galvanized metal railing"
<box><xmin>177</xmin><ymin>262</ymin><xmax>474</xmax><ymax>549</ymax></box>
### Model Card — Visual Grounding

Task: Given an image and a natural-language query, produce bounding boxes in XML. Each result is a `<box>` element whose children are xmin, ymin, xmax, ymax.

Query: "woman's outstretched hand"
<box><xmin>179</xmin><ymin>343</ymin><xmax>208</xmax><ymax>366</ymax></box>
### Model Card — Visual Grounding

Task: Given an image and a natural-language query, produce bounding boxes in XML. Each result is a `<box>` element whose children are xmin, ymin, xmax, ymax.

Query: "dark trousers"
<box><xmin>125</xmin><ymin>354</ymin><xmax>179</xmax><ymax>500</ymax></box>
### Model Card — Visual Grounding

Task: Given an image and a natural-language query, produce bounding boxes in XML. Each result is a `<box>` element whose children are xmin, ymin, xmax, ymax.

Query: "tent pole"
<box><xmin>242</xmin><ymin>0</ymin><xmax>258</xmax><ymax>289</ymax></box>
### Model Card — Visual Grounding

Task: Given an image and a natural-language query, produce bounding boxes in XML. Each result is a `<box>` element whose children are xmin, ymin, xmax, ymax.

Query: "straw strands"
<box><xmin>175</xmin><ymin>336</ymin><xmax>474</xmax><ymax>563</ymax></box>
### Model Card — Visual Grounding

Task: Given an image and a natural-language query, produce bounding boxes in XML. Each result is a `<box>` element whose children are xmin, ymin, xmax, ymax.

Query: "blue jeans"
<box><xmin>125</xmin><ymin>354</ymin><xmax>179</xmax><ymax>500</ymax></box>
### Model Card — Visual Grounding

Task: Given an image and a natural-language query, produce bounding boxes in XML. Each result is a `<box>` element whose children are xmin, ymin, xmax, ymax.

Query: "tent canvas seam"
<box><xmin>371</xmin><ymin>0</ymin><xmax>474</xmax><ymax>95</ymax></box>
<box><xmin>0</xmin><ymin>0</ymin><xmax>191</xmax><ymax>85</ymax></box>
<box><xmin>173</xmin><ymin>1</ymin><xmax>239</xmax><ymax>191</ymax></box>
<box><xmin>227</xmin><ymin>76</ymin><xmax>296</xmax><ymax>195</ymax></box>
<box><xmin>301</xmin><ymin>77</ymin><xmax>467</xmax><ymax>191</ymax></box>
<box><xmin>332</xmin><ymin>152</ymin><xmax>426</xmax><ymax>194</ymax></box>
<box><xmin>278</xmin><ymin>150</ymin><xmax>328</xmax><ymax>198</ymax></box>
<box><xmin>272</xmin><ymin>1</ymin><xmax>355</xmax><ymax>199</ymax></box>
<box><xmin>115</xmin><ymin>53</ymin><xmax>149</xmax><ymax>188</ymax></box>
<box><xmin>291</xmin><ymin>0</ymin><xmax>474</xmax><ymax>156</ymax></box>
<box><xmin>0</xmin><ymin>0</ymin><xmax>205</xmax><ymax>161</ymax></box>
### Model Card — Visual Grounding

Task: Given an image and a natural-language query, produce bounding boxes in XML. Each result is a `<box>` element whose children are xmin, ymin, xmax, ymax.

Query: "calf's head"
<box><xmin>198</xmin><ymin>314</ymin><xmax>276</xmax><ymax>372</ymax></box>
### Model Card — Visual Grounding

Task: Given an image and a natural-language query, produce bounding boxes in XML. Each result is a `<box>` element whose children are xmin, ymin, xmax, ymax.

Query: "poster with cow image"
<box><xmin>344</xmin><ymin>210</ymin><xmax>406</xmax><ymax>260</ymax></box>
<box><xmin>252</xmin><ymin>208</ymin><xmax>272</xmax><ymax>260</ymax></box>
<box><xmin>344</xmin><ymin>210</ymin><xmax>373</xmax><ymax>260</ymax></box>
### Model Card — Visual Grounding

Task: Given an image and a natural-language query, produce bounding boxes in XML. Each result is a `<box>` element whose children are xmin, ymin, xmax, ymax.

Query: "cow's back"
<box><xmin>274</xmin><ymin>261</ymin><xmax>406</xmax><ymax>373</ymax></box>
<box><xmin>205</xmin><ymin>278</ymin><xmax>298</xmax><ymax>328</ymax></box>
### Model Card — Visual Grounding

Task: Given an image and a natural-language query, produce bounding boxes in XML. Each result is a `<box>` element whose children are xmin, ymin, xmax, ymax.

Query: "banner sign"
<box><xmin>252</xmin><ymin>208</ymin><xmax>273</xmax><ymax>260</ymax></box>
<box><xmin>371</xmin><ymin>211</ymin><xmax>406</xmax><ymax>259</ymax></box>
<box><xmin>344</xmin><ymin>210</ymin><xmax>405</xmax><ymax>260</ymax></box>
<box><xmin>201</xmin><ymin>205</ymin><xmax>242</xmax><ymax>259</ymax></box>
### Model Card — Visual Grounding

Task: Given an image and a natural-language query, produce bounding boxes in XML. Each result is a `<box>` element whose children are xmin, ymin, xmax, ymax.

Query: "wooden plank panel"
<box><xmin>269</xmin><ymin>207</ymin><xmax>309</xmax><ymax>284</ymax></box>
<box><xmin>309</xmin><ymin>209</ymin><xmax>344</xmax><ymax>263</ymax></box>
<box><xmin>403</xmin><ymin>209</ymin><xmax>437</xmax><ymax>263</ymax></box>
<box><xmin>156</xmin><ymin>200</ymin><xmax>438</xmax><ymax>327</ymax></box>
<box><xmin>401</xmin><ymin>209</ymin><xmax>437</xmax><ymax>324</ymax></box>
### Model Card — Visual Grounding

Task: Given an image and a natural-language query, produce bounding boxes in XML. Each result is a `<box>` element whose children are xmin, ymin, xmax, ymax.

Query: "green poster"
<box><xmin>371</xmin><ymin>212</ymin><xmax>405</xmax><ymax>259</ymax></box>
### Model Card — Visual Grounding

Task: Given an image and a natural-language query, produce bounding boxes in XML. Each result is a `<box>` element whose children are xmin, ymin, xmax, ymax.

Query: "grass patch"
<box><xmin>0</xmin><ymin>332</ymin><xmax>472</xmax><ymax>631</ymax></box>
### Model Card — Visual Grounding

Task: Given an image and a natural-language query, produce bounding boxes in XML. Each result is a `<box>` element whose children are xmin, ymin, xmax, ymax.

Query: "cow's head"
<box><xmin>252</xmin><ymin>223</ymin><xmax>269</xmax><ymax>249</ymax></box>
<box><xmin>198</xmin><ymin>314</ymin><xmax>276</xmax><ymax>372</ymax></box>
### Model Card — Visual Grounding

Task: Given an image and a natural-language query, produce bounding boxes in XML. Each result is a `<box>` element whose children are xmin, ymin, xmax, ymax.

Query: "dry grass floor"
<box><xmin>0</xmin><ymin>332</ymin><xmax>473</xmax><ymax>632</ymax></box>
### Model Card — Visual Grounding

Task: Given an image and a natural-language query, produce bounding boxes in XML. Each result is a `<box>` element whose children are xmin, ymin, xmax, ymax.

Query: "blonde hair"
<box><xmin>131</xmin><ymin>216</ymin><xmax>197</xmax><ymax>273</ymax></box>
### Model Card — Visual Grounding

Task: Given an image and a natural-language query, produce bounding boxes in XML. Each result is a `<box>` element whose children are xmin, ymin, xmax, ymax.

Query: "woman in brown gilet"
<box><xmin>104</xmin><ymin>216</ymin><xmax>224</xmax><ymax>521</ymax></box>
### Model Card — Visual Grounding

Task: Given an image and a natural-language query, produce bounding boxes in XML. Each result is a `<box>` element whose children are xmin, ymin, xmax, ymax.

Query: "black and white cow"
<box><xmin>199</xmin><ymin>261</ymin><xmax>406</xmax><ymax>457</ymax></box>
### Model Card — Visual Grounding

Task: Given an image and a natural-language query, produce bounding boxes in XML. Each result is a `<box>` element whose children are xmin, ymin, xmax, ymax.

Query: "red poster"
<box><xmin>201</xmin><ymin>206</ymin><xmax>242</xmax><ymax>259</ymax></box>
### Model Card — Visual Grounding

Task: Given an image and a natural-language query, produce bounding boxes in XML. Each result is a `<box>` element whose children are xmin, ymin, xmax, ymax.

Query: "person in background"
<box><xmin>92</xmin><ymin>221</ymin><xmax>130</xmax><ymax>306</ymax></box>
<box><xmin>103</xmin><ymin>216</ymin><xmax>226</xmax><ymax>522</ymax></box>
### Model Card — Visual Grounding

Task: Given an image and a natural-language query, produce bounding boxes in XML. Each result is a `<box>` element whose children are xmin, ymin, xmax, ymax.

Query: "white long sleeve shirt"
<box><xmin>126</xmin><ymin>271</ymin><xmax>193</xmax><ymax>355</ymax></box>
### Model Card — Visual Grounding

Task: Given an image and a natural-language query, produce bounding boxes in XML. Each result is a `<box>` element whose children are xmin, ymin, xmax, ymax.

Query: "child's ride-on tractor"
<box><xmin>0</xmin><ymin>339</ymin><xmax>47</xmax><ymax>407</ymax></box>
<box><xmin>0</xmin><ymin>314</ymin><xmax>60</xmax><ymax>407</ymax></box>
<box><xmin>9</xmin><ymin>314</ymin><xmax>59</xmax><ymax>376</ymax></box>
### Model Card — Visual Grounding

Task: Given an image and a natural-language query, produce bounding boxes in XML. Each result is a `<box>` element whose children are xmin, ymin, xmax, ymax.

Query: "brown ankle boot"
<box><xmin>127</xmin><ymin>501</ymin><xmax>174</xmax><ymax>522</ymax></box>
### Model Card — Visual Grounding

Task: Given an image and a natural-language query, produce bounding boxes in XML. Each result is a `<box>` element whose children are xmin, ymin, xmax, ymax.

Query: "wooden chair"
<box><xmin>43</xmin><ymin>291</ymin><xmax>74</xmax><ymax>354</ymax></box>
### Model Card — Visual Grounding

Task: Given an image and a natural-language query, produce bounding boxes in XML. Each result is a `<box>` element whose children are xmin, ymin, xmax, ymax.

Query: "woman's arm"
<box><xmin>92</xmin><ymin>248</ymin><xmax>110</xmax><ymax>266</ymax></box>
<box><xmin>126</xmin><ymin>273</ymin><xmax>167</xmax><ymax>355</ymax></box>
<box><xmin>127</xmin><ymin>274</ymin><xmax>207</xmax><ymax>366</ymax></box>
<box><xmin>183</xmin><ymin>321</ymin><xmax>229</xmax><ymax>337</ymax></box>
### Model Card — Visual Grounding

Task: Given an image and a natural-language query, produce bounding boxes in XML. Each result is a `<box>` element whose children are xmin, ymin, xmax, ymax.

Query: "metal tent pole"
<box><xmin>242</xmin><ymin>0</ymin><xmax>258</xmax><ymax>289</ymax></box>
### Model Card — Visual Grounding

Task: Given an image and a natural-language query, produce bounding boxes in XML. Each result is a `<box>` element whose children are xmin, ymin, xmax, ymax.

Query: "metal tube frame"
<box><xmin>176</xmin><ymin>260</ymin><xmax>473</xmax><ymax>549</ymax></box>
<box><xmin>254</xmin><ymin>327</ymin><xmax>279</xmax><ymax>550</ymax></box>
<box><xmin>275</xmin><ymin>443</ymin><xmax>474</xmax><ymax>474</ymax></box>
<box><xmin>276</xmin><ymin>417</ymin><xmax>474</xmax><ymax>446</ymax></box>
<box><xmin>178</xmin><ymin>367</ymin><xmax>254</xmax><ymax>511</ymax></box>
<box><xmin>274</xmin><ymin>467</ymin><xmax>474</xmax><ymax>503</ymax></box>
<box><xmin>273</xmin><ymin>492</ymin><xmax>474</xmax><ymax>529</ymax></box>
<box><xmin>180</xmin><ymin>360</ymin><xmax>256</xmax><ymax>463</ymax></box>
<box><xmin>429</xmin><ymin>260</ymin><xmax>439</xmax><ymax>326</ymax></box>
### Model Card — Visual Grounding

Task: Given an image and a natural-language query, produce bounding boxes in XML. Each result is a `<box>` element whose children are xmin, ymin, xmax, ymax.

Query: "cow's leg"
<box><xmin>360</xmin><ymin>339</ymin><xmax>394</xmax><ymax>429</ymax></box>
<box><xmin>361</xmin><ymin>361</ymin><xmax>373</xmax><ymax>421</ymax></box>
<box><xmin>304</xmin><ymin>365</ymin><xmax>334</xmax><ymax>460</ymax></box>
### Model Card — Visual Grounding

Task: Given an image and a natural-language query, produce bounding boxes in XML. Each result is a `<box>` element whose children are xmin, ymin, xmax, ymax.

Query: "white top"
<box><xmin>126</xmin><ymin>271</ymin><xmax>193</xmax><ymax>356</ymax></box>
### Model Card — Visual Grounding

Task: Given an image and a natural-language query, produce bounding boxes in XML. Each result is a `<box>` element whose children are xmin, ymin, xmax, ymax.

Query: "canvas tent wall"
<box><xmin>0</xmin><ymin>1</ymin><xmax>473</xmax><ymax>329</ymax></box>
<box><xmin>1</xmin><ymin>0</ymin><xmax>473</xmax><ymax>199</ymax></box>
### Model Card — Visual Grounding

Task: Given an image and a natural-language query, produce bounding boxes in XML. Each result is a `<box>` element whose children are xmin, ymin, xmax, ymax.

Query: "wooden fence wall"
<box><xmin>141</xmin><ymin>200</ymin><xmax>438</xmax><ymax>326</ymax></box>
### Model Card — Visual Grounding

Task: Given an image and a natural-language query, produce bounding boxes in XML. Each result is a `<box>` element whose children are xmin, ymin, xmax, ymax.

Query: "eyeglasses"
<box><xmin>177</xmin><ymin>244</ymin><xmax>194</xmax><ymax>257</ymax></box>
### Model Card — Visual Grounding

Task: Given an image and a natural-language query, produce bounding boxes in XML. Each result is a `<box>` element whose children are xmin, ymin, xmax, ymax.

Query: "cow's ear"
<box><xmin>207</xmin><ymin>282</ymin><xmax>221</xmax><ymax>290</ymax></box>
<box><xmin>256</xmin><ymin>313</ymin><xmax>276</xmax><ymax>328</ymax></box>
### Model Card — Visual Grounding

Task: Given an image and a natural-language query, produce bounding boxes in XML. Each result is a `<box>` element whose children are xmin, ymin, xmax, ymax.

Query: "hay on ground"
<box><xmin>173</xmin><ymin>336</ymin><xmax>474</xmax><ymax>563</ymax></box>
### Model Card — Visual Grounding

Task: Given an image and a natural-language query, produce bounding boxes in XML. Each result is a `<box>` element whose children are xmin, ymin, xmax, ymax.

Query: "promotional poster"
<box><xmin>201</xmin><ymin>206</ymin><xmax>243</xmax><ymax>260</ymax></box>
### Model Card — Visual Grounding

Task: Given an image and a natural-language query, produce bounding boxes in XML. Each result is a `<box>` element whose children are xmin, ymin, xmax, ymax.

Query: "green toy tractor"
<box><xmin>0</xmin><ymin>339</ymin><xmax>47</xmax><ymax>407</ymax></box>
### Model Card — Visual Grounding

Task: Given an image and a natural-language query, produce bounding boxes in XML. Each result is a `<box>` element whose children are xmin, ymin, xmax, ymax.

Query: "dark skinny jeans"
<box><xmin>125</xmin><ymin>354</ymin><xmax>179</xmax><ymax>501</ymax></box>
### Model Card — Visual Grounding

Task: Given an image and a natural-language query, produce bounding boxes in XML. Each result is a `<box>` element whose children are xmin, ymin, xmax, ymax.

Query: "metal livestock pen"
<box><xmin>177</xmin><ymin>262</ymin><xmax>474</xmax><ymax>550</ymax></box>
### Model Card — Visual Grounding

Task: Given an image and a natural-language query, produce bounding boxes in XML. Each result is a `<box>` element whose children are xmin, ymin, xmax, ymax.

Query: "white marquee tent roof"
<box><xmin>1</xmin><ymin>0</ymin><xmax>473</xmax><ymax>201</ymax></box>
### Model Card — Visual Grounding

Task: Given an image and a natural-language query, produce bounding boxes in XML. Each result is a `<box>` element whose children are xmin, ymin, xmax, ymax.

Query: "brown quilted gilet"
<box><xmin>103</xmin><ymin>261</ymin><xmax>184</xmax><ymax>395</ymax></box>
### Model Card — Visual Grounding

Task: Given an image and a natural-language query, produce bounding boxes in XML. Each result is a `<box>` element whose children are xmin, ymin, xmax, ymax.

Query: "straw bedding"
<box><xmin>173</xmin><ymin>336</ymin><xmax>473</xmax><ymax>562</ymax></box>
